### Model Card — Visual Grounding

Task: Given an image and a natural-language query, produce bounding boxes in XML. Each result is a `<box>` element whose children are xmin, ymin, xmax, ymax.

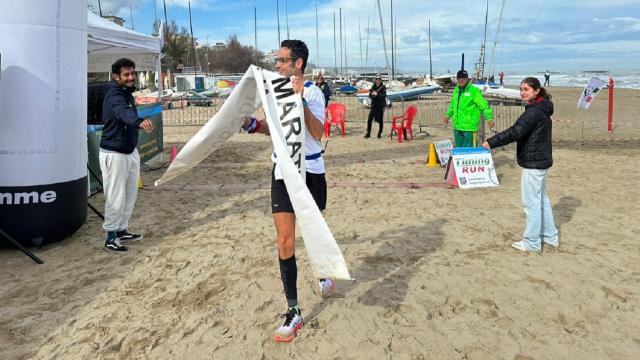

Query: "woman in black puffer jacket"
<box><xmin>365</xmin><ymin>76</ymin><xmax>387</xmax><ymax>138</ymax></box>
<box><xmin>482</xmin><ymin>77</ymin><xmax>559</xmax><ymax>253</ymax></box>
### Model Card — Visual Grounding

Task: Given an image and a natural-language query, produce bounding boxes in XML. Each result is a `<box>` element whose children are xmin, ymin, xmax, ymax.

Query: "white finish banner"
<box><xmin>577</xmin><ymin>76</ymin><xmax>606</xmax><ymax>109</ymax></box>
<box><xmin>155</xmin><ymin>65</ymin><xmax>351</xmax><ymax>280</ymax></box>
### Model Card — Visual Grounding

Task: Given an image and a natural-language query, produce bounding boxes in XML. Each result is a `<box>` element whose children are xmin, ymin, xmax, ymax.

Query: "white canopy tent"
<box><xmin>87</xmin><ymin>11</ymin><xmax>163</xmax><ymax>73</ymax></box>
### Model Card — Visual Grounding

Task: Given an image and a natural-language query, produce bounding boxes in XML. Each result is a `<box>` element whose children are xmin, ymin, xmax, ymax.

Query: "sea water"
<box><xmin>500</xmin><ymin>69</ymin><xmax>640</xmax><ymax>89</ymax></box>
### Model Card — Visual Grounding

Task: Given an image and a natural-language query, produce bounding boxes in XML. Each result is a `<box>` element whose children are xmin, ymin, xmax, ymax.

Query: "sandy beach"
<box><xmin>2</xmin><ymin>86</ymin><xmax>639</xmax><ymax>359</ymax></box>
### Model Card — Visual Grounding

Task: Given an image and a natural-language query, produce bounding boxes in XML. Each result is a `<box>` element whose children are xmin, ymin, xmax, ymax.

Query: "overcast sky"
<box><xmin>90</xmin><ymin>0</ymin><xmax>640</xmax><ymax>74</ymax></box>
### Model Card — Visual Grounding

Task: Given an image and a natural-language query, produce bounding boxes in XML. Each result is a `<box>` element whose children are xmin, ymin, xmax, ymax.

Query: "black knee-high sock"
<box><xmin>279</xmin><ymin>255</ymin><xmax>298</xmax><ymax>308</ymax></box>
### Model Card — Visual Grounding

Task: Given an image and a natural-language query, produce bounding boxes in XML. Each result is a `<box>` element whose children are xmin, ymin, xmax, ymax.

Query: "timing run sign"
<box><xmin>450</xmin><ymin>147</ymin><xmax>499</xmax><ymax>189</ymax></box>
<box><xmin>434</xmin><ymin>139</ymin><xmax>453</xmax><ymax>166</ymax></box>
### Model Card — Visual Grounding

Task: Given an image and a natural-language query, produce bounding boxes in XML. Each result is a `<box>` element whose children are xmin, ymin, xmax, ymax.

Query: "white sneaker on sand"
<box><xmin>317</xmin><ymin>278</ymin><xmax>337</xmax><ymax>298</ymax></box>
<box><xmin>511</xmin><ymin>241</ymin><xmax>541</xmax><ymax>253</ymax></box>
<box><xmin>274</xmin><ymin>307</ymin><xmax>303</xmax><ymax>343</ymax></box>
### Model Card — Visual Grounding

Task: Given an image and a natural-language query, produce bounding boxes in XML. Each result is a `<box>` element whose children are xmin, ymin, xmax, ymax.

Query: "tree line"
<box><xmin>154</xmin><ymin>20</ymin><xmax>274</xmax><ymax>81</ymax></box>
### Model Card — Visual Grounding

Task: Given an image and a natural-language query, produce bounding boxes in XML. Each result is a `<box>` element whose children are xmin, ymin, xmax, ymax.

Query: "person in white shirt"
<box><xmin>241</xmin><ymin>39</ymin><xmax>335</xmax><ymax>343</ymax></box>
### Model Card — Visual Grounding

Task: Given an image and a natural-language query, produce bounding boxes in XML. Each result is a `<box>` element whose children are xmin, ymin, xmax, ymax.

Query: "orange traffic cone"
<box><xmin>426</xmin><ymin>143</ymin><xmax>439</xmax><ymax>168</ymax></box>
<box><xmin>170</xmin><ymin>144</ymin><xmax>178</xmax><ymax>162</ymax></box>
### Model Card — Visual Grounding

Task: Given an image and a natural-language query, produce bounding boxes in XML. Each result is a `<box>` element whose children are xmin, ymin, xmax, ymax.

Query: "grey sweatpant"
<box><xmin>99</xmin><ymin>148</ymin><xmax>140</xmax><ymax>232</ymax></box>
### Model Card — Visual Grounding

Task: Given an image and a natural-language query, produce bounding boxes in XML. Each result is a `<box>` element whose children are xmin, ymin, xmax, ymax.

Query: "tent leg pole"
<box><xmin>88</xmin><ymin>202</ymin><xmax>105</xmax><ymax>220</ymax></box>
<box><xmin>0</xmin><ymin>228</ymin><xmax>44</xmax><ymax>264</ymax></box>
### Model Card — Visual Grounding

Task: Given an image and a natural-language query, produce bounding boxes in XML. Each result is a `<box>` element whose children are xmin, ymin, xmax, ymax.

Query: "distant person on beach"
<box><xmin>365</xmin><ymin>76</ymin><xmax>387</xmax><ymax>138</ymax></box>
<box><xmin>544</xmin><ymin>70</ymin><xmax>550</xmax><ymax>86</ymax></box>
<box><xmin>499</xmin><ymin>71</ymin><xmax>505</xmax><ymax>86</ymax></box>
<box><xmin>315</xmin><ymin>74</ymin><xmax>331</xmax><ymax>108</ymax></box>
<box><xmin>99</xmin><ymin>58</ymin><xmax>154</xmax><ymax>252</ymax></box>
<box><xmin>240</xmin><ymin>40</ymin><xmax>335</xmax><ymax>343</ymax></box>
<box><xmin>482</xmin><ymin>77</ymin><xmax>558</xmax><ymax>252</ymax></box>
<box><xmin>443</xmin><ymin>70</ymin><xmax>494</xmax><ymax>147</ymax></box>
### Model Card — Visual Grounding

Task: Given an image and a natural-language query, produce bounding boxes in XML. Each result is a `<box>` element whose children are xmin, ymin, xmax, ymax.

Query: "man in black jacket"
<box><xmin>99</xmin><ymin>58</ymin><xmax>153</xmax><ymax>252</ymax></box>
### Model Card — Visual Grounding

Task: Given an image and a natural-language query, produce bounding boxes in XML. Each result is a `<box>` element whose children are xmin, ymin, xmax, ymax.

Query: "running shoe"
<box><xmin>104</xmin><ymin>232</ymin><xmax>128</xmax><ymax>252</ymax></box>
<box><xmin>317</xmin><ymin>278</ymin><xmax>336</xmax><ymax>298</ymax></box>
<box><xmin>274</xmin><ymin>307</ymin><xmax>303</xmax><ymax>343</ymax></box>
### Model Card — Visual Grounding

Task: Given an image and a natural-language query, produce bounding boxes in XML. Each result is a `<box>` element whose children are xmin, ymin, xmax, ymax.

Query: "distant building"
<box><xmin>263</xmin><ymin>49</ymin><xmax>279</xmax><ymax>65</ymax></box>
<box><xmin>102</xmin><ymin>15</ymin><xmax>125</xmax><ymax>27</ymax></box>
<box><xmin>312</xmin><ymin>68</ymin><xmax>327</xmax><ymax>77</ymax></box>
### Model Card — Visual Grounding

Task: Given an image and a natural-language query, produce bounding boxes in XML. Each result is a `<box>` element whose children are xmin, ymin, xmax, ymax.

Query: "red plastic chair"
<box><xmin>324</xmin><ymin>102</ymin><xmax>347</xmax><ymax>137</ymax></box>
<box><xmin>389</xmin><ymin>105</ymin><xmax>417</xmax><ymax>143</ymax></box>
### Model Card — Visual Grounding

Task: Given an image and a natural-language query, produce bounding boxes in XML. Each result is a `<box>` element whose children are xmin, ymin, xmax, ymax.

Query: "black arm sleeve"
<box><xmin>488</xmin><ymin>109</ymin><xmax>537</xmax><ymax>148</ymax></box>
<box><xmin>111</xmin><ymin>95</ymin><xmax>143</xmax><ymax>127</ymax></box>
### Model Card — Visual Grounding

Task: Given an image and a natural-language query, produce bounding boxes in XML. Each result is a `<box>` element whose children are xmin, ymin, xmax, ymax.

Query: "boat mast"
<box><xmin>478</xmin><ymin>0</ymin><xmax>489</xmax><ymax>81</ymax></box>
<box><xmin>375</xmin><ymin>0</ymin><xmax>391</xmax><ymax>76</ymax></box>
<box><xmin>390</xmin><ymin>0</ymin><xmax>394</xmax><ymax>80</ymax></box>
<box><xmin>365</xmin><ymin>17</ymin><xmax>370</xmax><ymax>77</ymax></box>
<box><xmin>344</xmin><ymin>11</ymin><xmax>348</xmax><ymax>81</ymax></box>
<box><xmin>394</xmin><ymin>17</ymin><xmax>398</xmax><ymax>80</ymax></box>
<box><xmin>489</xmin><ymin>0</ymin><xmax>506</xmax><ymax>79</ymax></box>
<box><xmin>129</xmin><ymin>6</ymin><xmax>134</xmax><ymax>30</ymax></box>
<box><xmin>339</xmin><ymin>7</ymin><xmax>343</xmax><ymax>80</ymax></box>
<box><xmin>315</xmin><ymin>0</ymin><xmax>319</xmax><ymax>68</ymax></box>
<box><xmin>428</xmin><ymin>19</ymin><xmax>432</xmax><ymax>80</ymax></box>
<box><xmin>276</xmin><ymin>0</ymin><xmax>281</xmax><ymax>46</ymax></box>
<box><xmin>153</xmin><ymin>0</ymin><xmax>158</xmax><ymax>24</ymax></box>
<box><xmin>359</xmin><ymin>18</ymin><xmax>363</xmax><ymax>68</ymax></box>
<box><xmin>333</xmin><ymin>12</ymin><xmax>337</xmax><ymax>76</ymax></box>
<box><xmin>285</xmin><ymin>0</ymin><xmax>289</xmax><ymax>39</ymax></box>
<box><xmin>188</xmin><ymin>2</ymin><xmax>197</xmax><ymax>82</ymax></box>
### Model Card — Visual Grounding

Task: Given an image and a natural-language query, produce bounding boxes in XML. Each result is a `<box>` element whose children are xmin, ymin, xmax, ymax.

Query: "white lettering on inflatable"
<box><xmin>40</xmin><ymin>191</ymin><xmax>57</xmax><ymax>203</ymax></box>
<box><xmin>0</xmin><ymin>190</ymin><xmax>57</xmax><ymax>205</ymax></box>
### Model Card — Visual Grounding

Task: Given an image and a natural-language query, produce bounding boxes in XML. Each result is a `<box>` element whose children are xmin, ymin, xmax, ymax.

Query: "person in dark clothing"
<box><xmin>315</xmin><ymin>74</ymin><xmax>331</xmax><ymax>108</ymax></box>
<box><xmin>482</xmin><ymin>77</ymin><xmax>558</xmax><ymax>253</ymax></box>
<box><xmin>99</xmin><ymin>58</ymin><xmax>154</xmax><ymax>252</ymax></box>
<box><xmin>365</xmin><ymin>76</ymin><xmax>386</xmax><ymax>138</ymax></box>
<box><xmin>544</xmin><ymin>70</ymin><xmax>550</xmax><ymax>86</ymax></box>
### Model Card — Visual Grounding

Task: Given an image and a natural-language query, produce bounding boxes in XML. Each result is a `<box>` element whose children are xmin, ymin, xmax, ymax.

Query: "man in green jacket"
<box><xmin>444</xmin><ymin>70</ymin><xmax>494</xmax><ymax>147</ymax></box>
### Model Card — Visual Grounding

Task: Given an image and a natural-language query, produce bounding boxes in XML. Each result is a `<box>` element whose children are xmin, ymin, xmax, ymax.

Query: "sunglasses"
<box><xmin>274</xmin><ymin>57</ymin><xmax>298</xmax><ymax>64</ymax></box>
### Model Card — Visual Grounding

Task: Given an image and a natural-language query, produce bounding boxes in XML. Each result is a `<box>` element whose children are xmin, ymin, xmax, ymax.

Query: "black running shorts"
<box><xmin>271</xmin><ymin>167</ymin><xmax>327</xmax><ymax>213</ymax></box>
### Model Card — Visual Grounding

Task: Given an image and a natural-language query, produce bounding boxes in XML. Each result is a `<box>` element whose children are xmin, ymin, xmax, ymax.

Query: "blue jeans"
<box><xmin>521</xmin><ymin>168</ymin><xmax>558</xmax><ymax>250</ymax></box>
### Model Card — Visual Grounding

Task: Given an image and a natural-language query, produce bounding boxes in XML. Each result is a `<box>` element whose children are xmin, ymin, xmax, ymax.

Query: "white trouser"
<box><xmin>99</xmin><ymin>149</ymin><xmax>140</xmax><ymax>232</ymax></box>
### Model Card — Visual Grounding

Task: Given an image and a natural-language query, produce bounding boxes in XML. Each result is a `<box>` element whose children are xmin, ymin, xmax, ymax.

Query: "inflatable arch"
<box><xmin>0</xmin><ymin>0</ymin><xmax>88</xmax><ymax>246</ymax></box>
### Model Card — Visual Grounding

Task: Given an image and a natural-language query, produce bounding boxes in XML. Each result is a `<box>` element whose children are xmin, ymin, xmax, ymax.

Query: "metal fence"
<box><xmin>162</xmin><ymin>92</ymin><xmax>639</xmax><ymax>145</ymax></box>
<box><xmin>162</xmin><ymin>97</ymin><xmax>226</xmax><ymax>126</ymax></box>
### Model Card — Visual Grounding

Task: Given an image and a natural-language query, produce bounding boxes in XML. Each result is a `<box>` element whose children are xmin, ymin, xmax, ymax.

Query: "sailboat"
<box><xmin>471</xmin><ymin>0</ymin><xmax>520</xmax><ymax>100</ymax></box>
<box><xmin>356</xmin><ymin>84</ymin><xmax>440</xmax><ymax>105</ymax></box>
<box><xmin>357</xmin><ymin>0</ymin><xmax>440</xmax><ymax>106</ymax></box>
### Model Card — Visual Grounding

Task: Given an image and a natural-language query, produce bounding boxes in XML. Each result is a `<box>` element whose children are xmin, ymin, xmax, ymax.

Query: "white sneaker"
<box><xmin>511</xmin><ymin>241</ymin><xmax>541</xmax><ymax>253</ymax></box>
<box><xmin>274</xmin><ymin>307</ymin><xmax>303</xmax><ymax>343</ymax></box>
<box><xmin>317</xmin><ymin>278</ymin><xmax>336</xmax><ymax>298</ymax></box>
